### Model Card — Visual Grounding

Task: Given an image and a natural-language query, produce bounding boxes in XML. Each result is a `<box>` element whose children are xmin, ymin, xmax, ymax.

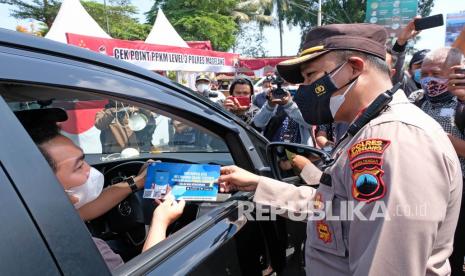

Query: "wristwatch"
<box><xmin>125</xmin><ymin>176</ymin><xmax>138</xmax><ymax>193</ymax></box>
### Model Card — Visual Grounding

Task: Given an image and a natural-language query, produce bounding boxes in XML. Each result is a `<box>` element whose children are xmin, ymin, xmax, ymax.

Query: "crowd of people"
<box><xmin>195</xmin><ymin>17</ymin><xmax>465</xmax><ymax>275</ymax></box>
<box><xmin>16</xmin><ymin>15</ymin><xmax>465</xmax><ymax>275</ymax></box>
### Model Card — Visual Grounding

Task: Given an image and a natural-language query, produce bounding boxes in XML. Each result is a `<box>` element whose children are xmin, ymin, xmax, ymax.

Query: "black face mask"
<box><xmin>294</xmin><ymin>62</ymin><xmax>352</xmax><ymax>125</ymax></box>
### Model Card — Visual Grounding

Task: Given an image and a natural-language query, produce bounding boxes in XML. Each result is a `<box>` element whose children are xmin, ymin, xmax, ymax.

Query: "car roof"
<box><xmin>0</xmin><ymin>28</ymin><xmax>182</xmax><ymax>91</ymax></box>
<box><xmin>0</xmin><ymin>28</ymin><xmax>266</xmax><ymax>134</ymax></box>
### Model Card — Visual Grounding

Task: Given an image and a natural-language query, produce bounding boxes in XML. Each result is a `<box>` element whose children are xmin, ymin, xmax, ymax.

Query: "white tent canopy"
<box><xmin>45</xmin><ymin>0</ymin><xmax>111</xmax><ymax>43</ymax></box>
<box><xmin>145</xmin><ymin>8</ymin><xmax>189</xmax><ymax>48</ymax></box>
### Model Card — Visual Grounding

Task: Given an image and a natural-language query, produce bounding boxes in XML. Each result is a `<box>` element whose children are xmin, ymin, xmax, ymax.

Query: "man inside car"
<box><xmin>16</xmin><ymin>108</ymin><xmax>185</xmax><ymax>270</ymax></box>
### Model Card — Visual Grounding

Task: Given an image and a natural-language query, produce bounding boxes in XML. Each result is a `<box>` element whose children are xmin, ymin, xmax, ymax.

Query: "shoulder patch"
<box><xmin>348</xmin><ymin>138</ymin><xmax>390</xmax><ymax>160</ymax></box>
<box><xmin>350</xmin><ymin>156</ymin><xmax>386</xmax><ymax>203</ymax></box>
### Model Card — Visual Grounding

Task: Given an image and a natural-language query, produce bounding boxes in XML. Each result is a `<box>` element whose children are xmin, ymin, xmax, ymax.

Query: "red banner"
<box><xmin>67</xmin><ymin>33</ymin><xmax>239</xmax><ymax>72</ymax></box>
<box><xmin>238</xmin><ymin>57</ymin><xmax>294</xmax><ymax>71</ymax></box>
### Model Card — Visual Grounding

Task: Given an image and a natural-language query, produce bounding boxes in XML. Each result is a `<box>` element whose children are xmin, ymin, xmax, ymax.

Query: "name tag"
<box><xmin>440</xmin><ymin>108</ymin><xmax>455</xmax><ymax>117</ymax></box>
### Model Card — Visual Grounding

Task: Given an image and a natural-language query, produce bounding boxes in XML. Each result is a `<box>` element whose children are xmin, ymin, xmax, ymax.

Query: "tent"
<box><xmin>145</xmin><ymin>8</ymin><xmax>189</xmax><ymax>48</ymax></box>
<box><xmin>45</xmin><ymin>0</ymin><xmax>111</xmax><ymax>43</ymax></box>
<box><xmin>44</xmin><ymin>0</ymin><xmax>112</xmax><ymax>153</ymax></box>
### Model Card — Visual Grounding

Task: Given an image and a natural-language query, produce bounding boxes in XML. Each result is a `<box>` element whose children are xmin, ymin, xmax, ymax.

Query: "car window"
<box><xmin>8</xmin><ymin>94</ymin><xmax>230</xmax><ymax>161</ymax></box>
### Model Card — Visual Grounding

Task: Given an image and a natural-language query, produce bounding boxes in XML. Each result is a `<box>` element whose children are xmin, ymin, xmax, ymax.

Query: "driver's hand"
<box><xmin>219</xmin><ymin>165</ymin><xmax>260</xmax><ymax>193</ymax></box>
<box><xmin>135</xmin><ymin>159</ymin><xmax>156</xmax><ymax>189</ymax></box>
<box><xmin>153</xmin><ymin>195</ymin><xmax>185</xmax><ymax>226</ymax></box>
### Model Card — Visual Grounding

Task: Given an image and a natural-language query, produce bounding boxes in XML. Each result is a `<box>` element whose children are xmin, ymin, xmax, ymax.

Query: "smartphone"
<box><xmin>233</xmin><ymin>96</ymin><xmax>251</xmax><ymax>107</ymax></box>
<box><xmin>414</xmin><ymin>14</ymin><xmax>444</xmax><ymax>31</ymax></box>
<box><xmin>455</xmin><ymin>68</ymin><xmax>465</xmax><ymax>74</ymax></box>
<box><xmin>153</xmin><ymin>170</ymin><xmax>170</xmax><ymax>198</ymax></box>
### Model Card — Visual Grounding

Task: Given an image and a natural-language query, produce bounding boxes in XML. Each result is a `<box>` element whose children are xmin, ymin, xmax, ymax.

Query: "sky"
<box><xmin>0</xmin><ymin>0</ymin><xmax>464</xmax><ymax>56</ymax></box>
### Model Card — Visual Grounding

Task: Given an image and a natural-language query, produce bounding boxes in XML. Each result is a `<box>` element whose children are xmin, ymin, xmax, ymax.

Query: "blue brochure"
<box><xmin>143</xmin><ymin>162</ymin><xmax>220</xmax><ymax>201</ymax></box>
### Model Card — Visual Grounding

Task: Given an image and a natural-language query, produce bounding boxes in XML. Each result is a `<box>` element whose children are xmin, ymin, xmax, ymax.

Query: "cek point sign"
<box><xmin>66</xmin><ymin>33</ymin><xmax>239</xmax><ymax>72</ymax></box>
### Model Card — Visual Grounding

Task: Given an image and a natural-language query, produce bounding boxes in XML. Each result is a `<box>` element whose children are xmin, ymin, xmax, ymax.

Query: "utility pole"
<box><xmin>317</xmin><ymin>0</ymin><xmax>322</xmax><ymax>26</ymax></box>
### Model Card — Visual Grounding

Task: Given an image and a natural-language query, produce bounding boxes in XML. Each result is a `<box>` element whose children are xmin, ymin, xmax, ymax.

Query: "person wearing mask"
<box><xmin>252</xmin><ymin>84</ymin><xmax>314</xmax><ymax>146</ymax></box>
<box><xmin>219</xmin><ymin>24</ymin><xmax>462</xmax><ymax>275</ymax></box>
<box><xmin>194</xmin><ymin>74</ymin><xmax>225</xmax><ymax>104</ymax></box>
<box><xmin>439</xmin><ymin>47</ymin><xmax>465</xmax><ymax>276</ymax></box>
<box><xmin>17</xmin><ymin>109</ymin><xmax>185</xmax><ymax>270</ymax></box>
<box><xmin>223</xmin><ymin>76</ymin><xmax>259</xmax><ymax>124</ymax></box>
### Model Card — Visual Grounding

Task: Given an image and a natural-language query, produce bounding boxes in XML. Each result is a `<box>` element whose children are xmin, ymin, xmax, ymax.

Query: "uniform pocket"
<box><xmin>308</xmin><ymin>184</ymin><xmax>347</xmax><ymax>257</ymax></box>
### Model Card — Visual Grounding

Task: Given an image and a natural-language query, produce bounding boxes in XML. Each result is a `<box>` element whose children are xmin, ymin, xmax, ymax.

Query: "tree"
<box><xmin>145</xmin><ymin>0</ymin><xmax>240</xmax><ymax>51</ymax></box>
<box><xmin>81</xmin><ymin>0</ymin><xmax>151</xmax><ymax>40</ymax></box>
<box><xmin>234</xmin><ymin>22</ymin><xmax>268</xmax><ymax>57</ymax></box>
<box><xmin>282</xmin><ymin>0</ymin><xmax>435</xmax><ymax>52</ymax></box>
<box><xmin>1</xmin><ymin>0</ymin><xmax>150</xmax><ymax>40</ymax></box>
<box><xmin>0</xmin><ymin>0</ymin><xmax>61</xmax><ymax>29</ymax></box>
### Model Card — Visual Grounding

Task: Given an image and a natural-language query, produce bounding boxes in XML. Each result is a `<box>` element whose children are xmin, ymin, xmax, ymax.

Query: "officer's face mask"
<box><xmin>128</xmin><ymin>112</ymin><xmax>148</xmax><ymax>131</ymax></box>
<box><xmin>294</xmin><ymin>61</ymin><xmax>358</xmax><ymax>125</ymax></box>
<box><xmin>329</xmin><ymin>80</ymin><xmax>358</xmax><ymax>118</ymax></box>
<box><xmin>420</xmin><ymin>76</ymin><xmax>449</xmax><ymax>97</ymax></box>
<box><xmin>65</xmin><ymin>167</ymin><xmax>104</xmax><ymax>209</ymax></box>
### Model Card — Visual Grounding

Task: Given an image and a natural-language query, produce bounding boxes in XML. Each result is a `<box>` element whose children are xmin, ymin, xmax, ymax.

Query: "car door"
<box><xmin>0</xmin><ymin>32</ymin><xmax>286</xmax><ymax>275</ymax></box>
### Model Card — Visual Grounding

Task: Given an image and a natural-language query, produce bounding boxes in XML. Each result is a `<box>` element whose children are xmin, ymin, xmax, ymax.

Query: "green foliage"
<box><xmin>1</xmin><ymin>0</ymin><xmax>150</xmax><ymax>40</ymax></box>
<box><xmin>0</xmin><ymin>0</ymin><xmax>61</xmax><ymax>28</ymax></box>
<box><xmin>174</xmin><ymin>13</ymin><xmax>237</xmax><ymax>52</ymax></box>
<box><xmin>282</xmin><ymin>0</ymin><xmax>435</xmax><ymax>53</ymax></box>
<box><xmin>81</xmin><ymin>0</ymin><xmax>151</xmax><ymax>40</ymax></box>
<box><xmin>145</xmin><ymin>0</ymin><xmax>239</xmax><ymax>51</ymax></box>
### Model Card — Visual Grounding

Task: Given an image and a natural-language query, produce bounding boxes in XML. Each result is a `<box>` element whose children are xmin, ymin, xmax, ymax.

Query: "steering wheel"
<box><xmin>103</xmin><ymin>161</ymin><xmax>153</xmax><ymax>246</ymax></box>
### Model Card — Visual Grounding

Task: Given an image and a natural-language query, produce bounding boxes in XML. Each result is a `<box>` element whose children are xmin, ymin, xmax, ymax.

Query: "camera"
<box><xmin>271</xmin><ymin>74</ymin><xmax>288</xmax><ymax>100</ymax></box>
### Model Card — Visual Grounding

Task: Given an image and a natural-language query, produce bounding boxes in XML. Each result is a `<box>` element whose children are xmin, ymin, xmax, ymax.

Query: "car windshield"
<box><xmin>8</xmin><ymin>98</ymin><xmax>229</xmax><ymax>160</ymax></box>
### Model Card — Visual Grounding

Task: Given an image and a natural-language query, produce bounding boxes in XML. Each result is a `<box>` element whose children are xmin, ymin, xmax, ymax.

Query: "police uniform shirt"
<box><xmin>253</xmin><ymin>90</ymin><xmax>462</xmax><ymax>275</ymax></box>
<box><xmin>421</xmin><ymin>97</ymin><xmax>465</xmax><ymax>176</ymax></box>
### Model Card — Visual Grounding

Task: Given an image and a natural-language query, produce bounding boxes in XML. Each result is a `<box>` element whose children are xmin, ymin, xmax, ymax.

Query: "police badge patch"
<box><xmin>349</xmin><ymin>152</ymin><xmax>388</xmax><ymax>202</ymax></box>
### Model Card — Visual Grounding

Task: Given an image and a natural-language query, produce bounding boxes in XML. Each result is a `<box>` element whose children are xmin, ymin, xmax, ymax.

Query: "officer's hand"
<box><xmin>219</xmin><ymin>165</ymin><xmax>260</xmax><ymax>193</ymax></box>
<box><xmin>448</xmin><ymin>65</ymin><xmax>465</xmax><ymax>101</ymax></box>
<box><xmin>291</xmin><ymin>154</ymin><xmax>311</xmax><ymax>171</ymax></box>
<box><xmin>397</xmin><ymin>16</ymin><xmax>421</xmax><ymax>46</ymax></box>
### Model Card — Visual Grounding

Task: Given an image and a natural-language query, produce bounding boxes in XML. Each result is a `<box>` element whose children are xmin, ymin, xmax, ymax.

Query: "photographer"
<box><xmin>223</xmin><ymin>76</ymin><xmax>259</xmax><ymax>124</ymax></box>
<box><xmin>195</xmin><ymin>74</ymin><xmax>225</xmax><ymax>104</ymax></box>
<box><xmin>252</xmin><ymin>76</ymin><xmax>314</xmax><ymax>145</ymax></box>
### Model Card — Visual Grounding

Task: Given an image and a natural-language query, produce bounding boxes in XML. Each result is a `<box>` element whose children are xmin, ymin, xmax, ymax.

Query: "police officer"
<box><xmin>195</xmin><ymin>74</ymin><xmax>225</xmax><ymax>104</ymax></box>
<box><xmin>219</xmin><ymin>24</ymin><xmax>462</xmax><ymax>275</ymax></box>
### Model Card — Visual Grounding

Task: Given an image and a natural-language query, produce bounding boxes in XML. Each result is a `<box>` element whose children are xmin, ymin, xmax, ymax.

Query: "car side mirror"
<box><xmin>266</xmin><ymin>142</ymin><xmax>332</xmax><ymax>183</ymax></box>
